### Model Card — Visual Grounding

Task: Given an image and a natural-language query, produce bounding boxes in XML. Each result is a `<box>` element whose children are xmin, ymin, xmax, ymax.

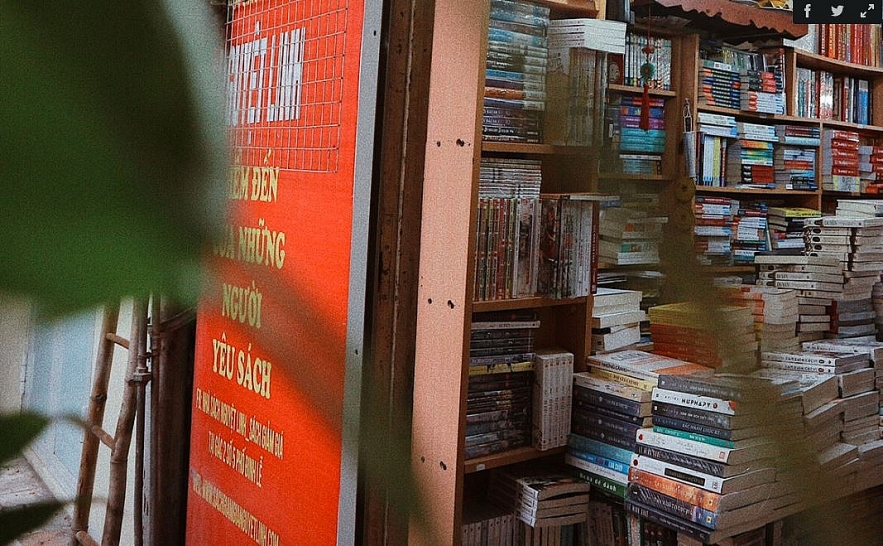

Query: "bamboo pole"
<box><xmin>101</xmin><ymin>298</ymin><xmax>147</xmax><ymax>546</ymax></box>
<box><xmin>70</xmin><ymin>303</ymin><xmax>121</xmax><ymax>546</ymax></box>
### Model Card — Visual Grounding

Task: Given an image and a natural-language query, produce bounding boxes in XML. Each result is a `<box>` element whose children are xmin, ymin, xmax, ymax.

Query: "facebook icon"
<box><xmin>793</xmin><ymin>0</ymin><xmax>883</xmax><ymax>23</ymax></box>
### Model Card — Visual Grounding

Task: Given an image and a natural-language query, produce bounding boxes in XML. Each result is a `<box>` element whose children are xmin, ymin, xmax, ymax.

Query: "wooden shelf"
<box><xmin>696</xmin><ymin>105</ymin><xmax>817</xmax><ymax>125</ymax></box>
<box><xmin>822</xmin><ymin>190</ymin><xmax>883</xmax><ymax>198</ymax></box>
<box><xmin>464</xmin><ymin>446</ymin><xmax>567</xmax><ymax>474</ymax></box>
<box><xmin>473</xmin><ymin>296</ymin><xmax>587</xmax><ymax>312</ymax></box>
<box><xmin>481</xmin><ymin>141</ymin><xmax>595</xmax><ymax>156</ymax></box>
<box><xmin>607</xmin><ymin>83</ymin><xmax>677</xmax><ymax>97</ymax></box>
<box><xmin>598</xmin><ymin>173</ymin><xmax>672</xmax><ymax>181</ymax></box>
<box><xmin>819</xmin><ymin>119</ymin><xmax>883</xmax><ymax>133</ymax></box>
<box><xmin>695</xmin><ymin>186</ymin><xmax>818</xmax><ymax>196</ymax></box>
<box><xmin>794</xmin><ymin>50</ymin><xmax>883</xmax><ymax>79</ymax></box>
<box><xmin>540</xmin><ymin>0</ymin><xmax>598</xmax><ymax>17</ymax></box>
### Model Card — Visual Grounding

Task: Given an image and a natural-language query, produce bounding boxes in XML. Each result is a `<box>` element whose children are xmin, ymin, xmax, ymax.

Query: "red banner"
<box><xmin>186</xmin><ymin>1</ymin><xmax>371</xmax><ymax>544</ymax></box>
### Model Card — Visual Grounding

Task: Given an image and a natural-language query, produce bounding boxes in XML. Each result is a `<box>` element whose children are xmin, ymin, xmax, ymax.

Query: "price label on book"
<box><xmin>186</xmin><ymin>1</ymin><xmax>379</xmax><ymax>545</ymax></box>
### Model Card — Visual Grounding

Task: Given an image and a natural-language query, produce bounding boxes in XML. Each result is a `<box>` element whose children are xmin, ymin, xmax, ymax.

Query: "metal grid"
<box><xmin>226</xmin><ymin>0</ymin><xmax>348</xmax><ymax>173</ymax></box>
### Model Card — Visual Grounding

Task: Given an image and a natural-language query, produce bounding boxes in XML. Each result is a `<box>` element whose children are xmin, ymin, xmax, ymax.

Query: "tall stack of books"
<box><xmin>694</xmin><ymin>196</ymin><xmax>737</xmax><ymax>266</ymax></box>
<box><xmin>598</xmin><ymin>206</ymin><xmax>667</xmax><ymax>266</ymax></box>
<box><xmin>532</xmin><ymin>349</ymin><xmax>574</xmax><ymax>451</ymax></box>
<box><xmin>740</xmin><ymin>69</ymin><xmax>785</xmax><ymax>115</ymax></box>
<box><xmin>774</xmin><ymin>124</ymin><xmax>819</xmax><ymax>191</ymax></box>
<box><xmin>697</xmin><ymin>58</ymin><xmax>741</xmax><ymax>110</ymax></box>
<box><xmin>607</xmin><ymin>94</ymin><xmax>666</xmax><ymax>175</ymax></box>
<box><xmin>723</xmin><ymin>285</ymin><xmax>801</xmax><ymax>353</ymax></box>
<box><xmin>626</xmin><ymin>374</ymin><xmax>785</xmax><ymax>544</ymax></box>
<box><xmin>753</xmin><ymin>255</ymin><xmax>841</xmax><ymax>342</ymax></box>
<box><xmin>696</xmin><ymin>112</ymin><xmax>737</xmax><ymax>188</ymax></box>
<box><xmin>483</xmin><ymin>0</ymin><xmax>551</xmax><ymax>144</ymax></box>
<box><xmin>731</xmin><ymin>200</ymin><xmax>769</xmax><ymax>264</ymax></box>
<box><xmin>466</xmin><ymin>311</ymin><xmax>539</xmax><ymax>459</ymax></box>
<box><xmin>488</xmin><ymin>464</ymin><xmax>592</xmax><ymax>538</ymax></box>
<box><xmin>859</xmin><ymin>146</ymin><xmax>883</xmax><ymax>194</ymax></box>
<box><xmin>475</xmin><ymin>157</ymin><xmax>542</xmax><ymax>301</ymax></box>
<box><xmin>726</xmin><ymin>123</ymin><xmax>777</xmax><ymax>189</ymax></box>
<box><xmin>766</xmin><ymin>206</ymin><xmax>821</xmax><ymax>251</ymax></box>
<box><xmin>591</xmin><ymin>287</ymin><xmax>645</xmax><ymax>354</ymax></box>
<box><xmin>537</xmin><ymin>194</ymin><xmax>602</xmax><ymax>299</ymax></box>
<box><xmin>821</xmin><ymin>129</ymin><xmax>861</xmax><ymax>192</ymax></box>
<box><xmin>648</xmin><ymin>302</ymin><xmax>757</xmax><ymax>370</ymax></box>
<box><xmin>836</xmin><ymin>199</ymin><xmax>883</xmax><ymax>218</ymax></box>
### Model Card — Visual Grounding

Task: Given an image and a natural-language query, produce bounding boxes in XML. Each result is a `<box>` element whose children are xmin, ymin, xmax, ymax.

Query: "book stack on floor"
<box><xmin>569</xmin><ymin>351</ymin><xmax>714</xmax><ymax>500</ymax></box>
<box><xmin>722</xmin><ymin>285</ymin><xmax>800</xmax><ymax>353</ymax></box>
<box><xmin>591</xmin><ymin>287</ymin><xmax>645</xmax><ymax>354</ymax></box>
<box><xmin>731</xmin><ymin>200</ymin><xmax>769</xmax><ymax>265</ymax></box>
<box><xmin>694</xmin><ymin>196</ymin><xmax>737</xmax><ymax>267</ymax></box>
<box><xmin>821</xmin><ymin>129</ymin><xmax>861</xmax><ymax>192</ymax></box>
<box><xmin>766</xmin><ymin>207</ymin><xmax>821</xmax><ymax>251</ymax></box>
<box><xmin>774</xmin><ymin>124</ymin><xmax>819</xmax><ymax>191</ymax></box>
<box><xmin>475</xmin><ymin>157</ymin><xmax>542</xmax><ymax>301</ymax></box>
<box><xmin>483</xmin><ymin>0</ymin><xmax>550</xmax><ymax>144</ymax></box>
<box><xmin>466</xmin><ymin>311</ymin><xmax>539</xmax><ymax>459</ymax></box>
<box><xmin>696</xmin><ymin>112</ymin><xmax>737</xmax><ymax>188</ymax></box>
<box><xmin>859</xmin><ymin>145</ymin><xmax>883</xmax><ymax>194</ymax></box>
<box><xmin>648</xmin><ymin>302</ymin><xmax>757</xmax><ymax>370</ymax></box>
<box><xmin>753</xmin><ymin>254</ymin><xmax>840</xmax><ymax>343</ymax></box>
<box><xmin>626</xmin><ymin>373</ymin><xmax>787</xmax><ymax>545</ymax></box>
<box><xmin>488</xmin><ymin>463</ymin><xmax>591</xmax><ymax>544</ymax></box>
<box><xmin>726</xmin><ymin>123</ymin><xmax>777</xmax><ymax>189</ymax></box>
<box><xmin>598</xmin><ymin>206</ymin><xmax>667</xmax><ymax>267</ymax></box>
<box><xmin>532</xmin><ymin>349</ymin><xmax>574</xmax><ymax>451</ymax></box>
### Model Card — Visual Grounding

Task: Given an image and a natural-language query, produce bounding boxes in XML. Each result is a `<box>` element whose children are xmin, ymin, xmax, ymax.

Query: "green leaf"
<box><xmin>0</xmin><ymin>501</ymin><xmax>66</xmax><ymax>545</ymax></box>
<box><xmin>0</xmin><ymin>1</ymin><xmax>228</xmax><ymax>313</ymax></box>
<box><xmin>0</xmin><ymin>412</ymin><xmax>49</xmax><ymax>464</ymax></box>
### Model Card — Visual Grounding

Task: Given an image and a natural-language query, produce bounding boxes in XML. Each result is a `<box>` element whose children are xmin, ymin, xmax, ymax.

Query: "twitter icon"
<box><xmin>830</xmin><ymin>4</ymin><xmax>844</xmax><ymax>16</ymax></box>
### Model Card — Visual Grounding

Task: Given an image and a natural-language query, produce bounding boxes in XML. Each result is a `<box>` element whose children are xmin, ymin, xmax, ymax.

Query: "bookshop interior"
<box><xmin>446</xmin><ymin>0</ymin><xmax>883</xmax><ymax>545</ymax></box>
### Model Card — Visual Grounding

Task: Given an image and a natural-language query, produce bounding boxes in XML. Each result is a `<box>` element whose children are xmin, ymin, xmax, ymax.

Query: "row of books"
<box><xmin>616</xmin><ymin>31</ymin><xmax>673</xmax><ymax>90</ymax></box>
<box><xmin>818</xmin><ymin>24</ymin><xmax>883</xmax><ymax>68</ymax></box>
<box><xmin>483</xmin><ymin>0</ymin><xmax>550</xmax><ymax>144</ymax></box>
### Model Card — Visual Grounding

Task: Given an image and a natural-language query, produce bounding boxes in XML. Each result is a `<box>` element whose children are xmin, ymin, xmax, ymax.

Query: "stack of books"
<box><xmin>488</xmin><ymin>464</ymin><xmax>591</xmax><ymax>535</ymax></box>
<box><xmin>694</xmin><ymin>196</ymin><xmax>737</xmax><ymax>266</ymax></box>
<box><xmin>766</xmin><ymin>207</ymin><xmax>821</xmax><ymax>251</ymax></box>
<box><xmin>821</xmin><ymin>129</ymin><xmax>861</xmax><ymax>192</ymax></box>
<box><xmin>537</xmin><ymin>194</ymin><xmax>603</xmax><ymax>299</ymax></box>
<box><xmin>725</xmin><ymin>123</ymin><xmax>777</xmax><ymax>189</ymax></box>
<box><xmin>836</xmin><ymin>199</ymin><xmax>883</xmax><ymax>218</ymax></box>
<box><xmin>739</xmin><ymin>69</ymin><xmax>785</xmax><ymax>115</ymax></box>
<box><xmin>723</xmin><ymin>285</ymin><xmax>800</xmax><ymax>353</ymax></box>
<box><xmin>731</xmin><ymin>200</ymin><xmax>769</xmax><ymax>264</ymax></box>
<box><xmin>859</xmin><ymin>146</ymin><xmax>883</xmax><ymax>194</ymax></box>
<box><xmin>545</xmin><ymin>46</ymin><xmax>605</xmax><ymax>147</ymax></box>
<box><xmin>598</xmin><ymin>206</ymin><xmax>667</xmax><ymax>266</ymax></box>
<box><xmin>626</xmin><ymin>374</ymin><xmax>785</xmax><ymax>544</ymax></box>
<box><xmin>466</xmin><ymin>310</ymin><xmax>539</xmax><ymax>459</ymax></box>
<box><xmin>774</xmin><ymin>125</ymin><xmax>819</xmax><ymax>191</ymax></box>
<box><xmin>568</xmin><ymin>351</ymin><xmax>713</xmax><ymax>499</ymax></box>
<box><xmin>532</xmin><ymin>349</ymin><xmax>574</xmax><ymax>451</ymax></box>
<box><xmin>475</xmin><ymin>157</ymin><xmax>542</xmax><ymax>301</ymax></box>
<box><xmin>875</xmin><ymin>281</ymin><xmax>883</xmax><ymax>337</ymax></box>
<box><xmin>591</xmin><ymin>287</ymin><xmax>645</xmax><ymax>354</ymax></box>
<box><xmin>753</xmin><ymin>254</ymin><xmax>841</xmax><ymax>343</ymax></box>
<box><xmin>647</xmin><ymin>302</ymin><xmax>757</xmax><ymax>370</ymax></box>
<box><xmin>483</xmin><ymin>0</ymin><xmax>550</xmax><ymax>144</ymax></box>
<box><xmin>697</xmin><ymin>58</ymin><xmax>741</xmax><ymax>110</ymax></box>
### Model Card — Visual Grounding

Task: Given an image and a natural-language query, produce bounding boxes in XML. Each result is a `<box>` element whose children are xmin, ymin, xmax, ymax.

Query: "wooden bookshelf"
<box><xmin>794</xmin><ymin>49</ymin><xmax>883</xmax><ymax>78</ymax></box>
<box><xmin>472</xmin><ymin>296</ymin><xmax>587</xmax><ymax>312</ymax></box>
<box><xmin>538</xmin><ymin>0</ymin><xmax>599</xmax><ymax>17</ymax></box>
<box><xmin>607</xmin><ymin>83</ymin><xmax>677</xmax><ymax>97</ymax></box>
<box><xmin>481</xmin><ymin>141</ymin><xmax>596</xmax><ymax>156</ymax></box>
<box><xmin>598</xmin><ymin>173</ymin><xmax>672</xmax><ymax>181</ymax></box>
<box><xmin>695</xmin><ymin>186</ymin><xmax>818</xmax><ymax>196</ymax></box>
<box><xmin>464</xmin><ymin>446</ymin><xmax>567</xmax><ymax>474</ymax></box>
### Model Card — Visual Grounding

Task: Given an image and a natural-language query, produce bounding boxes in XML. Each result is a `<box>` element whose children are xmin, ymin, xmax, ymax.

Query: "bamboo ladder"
<box><xmin>70</xmin><ymin>298</ymin><xmax>152</xmax><ymax>546</ymax></box>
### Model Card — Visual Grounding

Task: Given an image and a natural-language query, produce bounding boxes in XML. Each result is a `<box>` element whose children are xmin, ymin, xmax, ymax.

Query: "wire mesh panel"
<box><xmin>226</xmin><ymin>0</ymin><xmax>348</xmax><ymax>173</ymax></box>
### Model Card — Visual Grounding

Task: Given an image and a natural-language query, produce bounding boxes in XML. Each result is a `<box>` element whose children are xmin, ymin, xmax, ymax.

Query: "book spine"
<box><xmin>651</xmin><ymin>425</ymin><xmax>735</xmax><ymax>449</ymax></box>
<box><xmin>634</xmin><ymin>443</ymin><xmax>729</xmax><ymax>479</ymax></box>
<box><xmin>651</xmin><ymin>388</ymin><xmax>738</xmax><ymax>416</ymax></box>
<box><xmin>628</xmin><ymin>467</ymin><xmax>722</xmax><ymax>512</ymax></box>
<box><xmin>632</xmin><ymin>455</ymin><xmax>723</xmax><ymax>493</ymax></box>
<box><xmin>572</xmin><ymin>469</ymin><xmax>628</xmax><ymax>498</ymax></box>
<box><xmin>573</xmin><ymin>385</ymin><xmax>646</xmax><ymax>416</ymax></box>
<box><xmin>636</xmin><ymin>428</ymin><xmax>733</xmax><ymax>462</ymax></box>
<box><xmin>656</xmin><ymin>375</ymin><xmax>755</xmax><ymax>401</ymax></box>
<box><xmin>623</xmin><ymin>499</ymin><xmax>712</xmax><ymax>544</ymax></box>
<box><xmin>627</xmin><ymin>483</ymin><xmax>719</xmax><ymax>529</ymax></box>
<box><xmin>567</xmin><ymin>433</ymin><xmax>634</xmax><ymax>464</ymax></box>
<box><xmin>589</xmin><ymin>367</ymin><xmax>657</xmax><ymax>391</ymax></box>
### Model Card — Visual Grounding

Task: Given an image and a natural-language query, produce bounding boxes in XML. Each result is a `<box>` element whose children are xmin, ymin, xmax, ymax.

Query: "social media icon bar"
<box><xmin>793</xmin><ymin>0</ymin><xmax>883</xmax><ymax>23</ymax></box>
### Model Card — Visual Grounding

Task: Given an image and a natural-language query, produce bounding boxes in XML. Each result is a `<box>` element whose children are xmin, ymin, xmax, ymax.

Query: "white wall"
<box><xmin>0</xmin><ymin>294</ymin><xmax>32</xmax><ymax>413</ymax></box>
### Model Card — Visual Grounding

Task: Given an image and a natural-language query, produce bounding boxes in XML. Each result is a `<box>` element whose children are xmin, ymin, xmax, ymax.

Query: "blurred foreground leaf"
<box><xmin>0</xmin><ymin>412</ymin><xmax>49</xmax><ymax>464</ymax></box>
<box><xmin>0</xmin><ymin>501</ymin><xmax>66</xmax><ymax>545</ymax></box>
<box><xmin>0</xmin><ymin>1</ymin><xmax>228</xmax><ymax>312</ymax></box>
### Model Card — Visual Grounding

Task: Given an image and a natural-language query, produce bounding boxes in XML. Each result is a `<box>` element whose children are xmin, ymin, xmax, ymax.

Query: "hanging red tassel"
<box><xmin>640</xmin><ymin>82</ymin><xmax>650</xmax><ymax>131</ymax></box>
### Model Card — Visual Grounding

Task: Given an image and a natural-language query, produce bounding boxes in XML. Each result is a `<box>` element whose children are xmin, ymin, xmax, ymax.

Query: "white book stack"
<box><xmin>532</xmin><ymin>349</ymin><xmax>574</xmax><ymax>451</ymax></box>
<box><xmin>591</xmin><ymin>287</ymin><xmax>645</xmax><ymax>354</ymax></box>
